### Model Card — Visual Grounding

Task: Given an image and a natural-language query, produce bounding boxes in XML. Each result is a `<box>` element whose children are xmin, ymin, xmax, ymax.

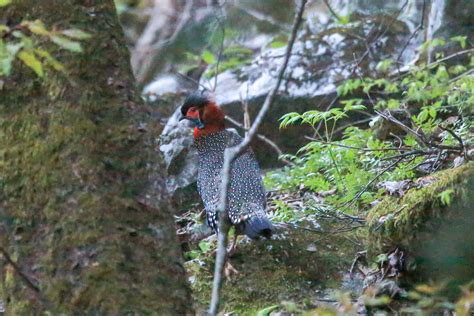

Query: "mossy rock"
<box><xmin>367</xmin><ymin>162</ymin><xmax>474</xmax><ymax>280</ymax></box>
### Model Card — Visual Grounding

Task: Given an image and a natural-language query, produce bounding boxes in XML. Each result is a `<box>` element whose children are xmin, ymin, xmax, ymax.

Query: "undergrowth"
<box><xmin>265</xmin><ymin>36</ymin><xmax>473</xmax><ymax>219</ymax></box>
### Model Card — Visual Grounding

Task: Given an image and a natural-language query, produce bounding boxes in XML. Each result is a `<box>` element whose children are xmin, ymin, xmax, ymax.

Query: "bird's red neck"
<box><xmin>194</xmin><ymin>102</ymin><xmax>225</xmax><ymax>138</ymax></box>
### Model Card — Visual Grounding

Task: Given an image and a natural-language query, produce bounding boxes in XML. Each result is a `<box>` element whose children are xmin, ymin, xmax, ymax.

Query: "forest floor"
<box><xmin>177</xmin><ymin>162</ymin><xmax>473</xmax><ymax>315</ymax></box>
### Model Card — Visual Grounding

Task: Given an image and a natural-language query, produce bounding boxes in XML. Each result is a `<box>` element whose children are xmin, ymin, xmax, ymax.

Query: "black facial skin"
<box><xmin>179</xmin><ymin>91</ymin><xmax>209</xmax><ymax>129</ymax></box>
<box><xmin>180</xmin><ymin>92</ymin><xmax>210</xmax><ymax>117</ymax></box>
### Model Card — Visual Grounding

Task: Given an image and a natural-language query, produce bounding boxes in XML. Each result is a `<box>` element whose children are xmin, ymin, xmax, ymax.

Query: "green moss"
<box><xmin>367</xmin><ymin>162</ymin><xmax>474</xmax><ymax>253</ymax></box>
<box><xmin>187</xmin><ymin>225</ymin><xmax>360</xmax><ymax>314</ymax></box>
<box><xmin>0</xmin><ymin>0</ymin><xmax>192</xmax><ymax>314</ymax></box>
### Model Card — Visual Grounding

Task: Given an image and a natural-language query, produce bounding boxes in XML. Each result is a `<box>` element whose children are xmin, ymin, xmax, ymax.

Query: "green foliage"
<box><xmin>0</xmin><ymin>18</ymin><xmax>90</xmax><ymax>77</ymax></box>
<box><xmin>438</xmin><ymin>188</ymin><xmax>454</xmax><ymax>206</ymax></box>
<box><xmin>257</xmin><ymin>304</ymin><xmax>279</xmax><ymax>316</ymax></box>
<box><xmin>203</xmin><ymin>45</ymin><xmax>254</xmax><ymax>77</ymax></box>
<box><xmin>201</xmin><ymin>49</ymin><xmax>216</xmax><ymax>64</ymax></box>
<box><xmin>266</xmin><ymin>37</ymin><xmax>473</xmax><ymax>216</ymax></box>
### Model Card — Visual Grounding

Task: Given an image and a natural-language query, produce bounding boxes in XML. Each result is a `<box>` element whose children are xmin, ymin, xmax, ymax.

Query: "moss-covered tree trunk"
<box><xmin>0</xmin><ymin>1</ymin><xmax>192</xmax><ymax>314</ymax></box>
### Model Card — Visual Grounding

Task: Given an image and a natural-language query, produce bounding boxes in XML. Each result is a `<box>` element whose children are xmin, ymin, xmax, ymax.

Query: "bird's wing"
<box><xmin>197</xmin><ymin>164</ymin><xmax>220</xmax><ymax>213</ymax></box>
<box><xmin>225</xmin><ymin>131</ymin><xmax>268</xmax><ymax>224</ymax></box>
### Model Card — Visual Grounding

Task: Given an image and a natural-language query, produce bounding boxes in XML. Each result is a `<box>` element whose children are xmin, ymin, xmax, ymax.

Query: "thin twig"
<box><xmin>349</xmin><ymin>251</ymin><xmax>367</xmax><ymax>278</ymax></box>
<box><xmin>322</xmin><ymin>0</ymin><xmax>342</xmax><ymax>22</ymax></box>
<box><xmin>449</xmin><ymin>68</ymin><xmax>474</xmax><ymax>83</ymax></box>
<box><xmin>396</xmin><ymin>0</ymin><xmax>426</xmax><ymax>74</ymax></box>
<box><xmin>392</xmin><ymin>48</ymin><xmax>474</xmax><ymax>80</ymax></box>
<box><xmin>332</xmin><ymin>117</ymin><xmax>374</xmax><ymax>135</ymax></box>
<box><xmin>375</xmin><ymin>110</ymin><xmax>429</xmax><ymax>147</ymax></box>
<box><xmin>380</xmin><ymin>149</ymin><xmax>436</xmax><ymax>161</ymax></box>
<box><xmin>439</xmin><ymin>125</ymin><xmax>469</xmax><ymax>160</ymax></box>
<box><xmin>225</xmin><ymin>116</ymin><xmax>293</xmax><ymax>165</ymax></box>
<box><xmin>208</xmin><ymin>1</ymin><xmax>307</xmax><ymax>314</ymax></box>
<box><xmin>340</xmin><ymin>157</ymin><xmax>405</xmax><ymax>209</ymax></box>
<box><xmin>375</xmin><ymin>110</ymin><xmax>464</xmax><ymax>152</ymax></box>
<box><xmin>173</xmin><ymin>70</ymin><xmax>210</xmax><ymax>92</ymax></box>
<box><xmin>281</xmin><ymin>222</ymin><xmax>365</xmax><ymax>235</ymax></box>
<box><xmin>213</xmin><ymin>4</ymin><xmax>226</xmax><ymax>92</ymax></box>
<box><xmin>303</xmin><ymin>136</ymin><xmax>414</xmax><ymax>152</ymax></box>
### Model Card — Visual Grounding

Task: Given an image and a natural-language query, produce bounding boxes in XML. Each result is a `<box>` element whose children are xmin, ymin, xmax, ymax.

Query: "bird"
<box><xmin>179</xmin><ymin>91</ymin><xmax>274</xmax><ymax>243</ymax></box>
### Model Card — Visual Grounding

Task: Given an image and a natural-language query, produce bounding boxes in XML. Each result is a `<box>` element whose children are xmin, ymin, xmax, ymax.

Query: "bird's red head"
<box><xmin>179</xmin><ymin>92</ymin><xmax>225</xmax><ymax>138</ymax></box>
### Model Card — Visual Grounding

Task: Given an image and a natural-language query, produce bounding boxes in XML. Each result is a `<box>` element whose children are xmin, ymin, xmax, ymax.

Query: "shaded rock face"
<box><xmin>159</xmin><ymin>110</ymin><xmax>198</xmax><ymax>193</ymax></box>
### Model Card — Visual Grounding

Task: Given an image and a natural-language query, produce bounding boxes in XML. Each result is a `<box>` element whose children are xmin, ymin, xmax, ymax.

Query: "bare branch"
<box><xmin>212</xmin><ymin>2</ymin><xmax>226</xmax><ymax>92</ymax></box>
<box><xmin>173</xmin><ymin>70</ymin><xmax>210</xmax><ymax>92</ymax></box>
<box><xmin>393</xmin><ymin>48</ymin><xmax>474</xmax><ymax>80</ymax></box>
<box><xmin>322</xmin><ymin>0</ymin><xmax>342</xmax><ymax>22</ymax></box>
<box><xmin>375</xmin><ymin>110</ymin><xmax>428</xmax><ymax>147</ymax></box>
<box><xmin>340</xmin><ymin>157</ymin><xmax>405</xmax><ymax>209</ymax></box>
<box><xmin>208</xmin><ymin>1</ymin><xmax>308</xmax><ymax>314</ymax></box>
<box><xmin>439</xmin><ymin>125</ymin><xmax>469</xmax><ymax>160</ymax></box>
<box><xmin>304</xmin><ymin>136</ymin><xmax>415</xmax><ymax>152</ymax></box>
<box><xmin>396</xmin><ymin>0</ymin><xmax>426</xmax><ymax>74</ymax></box>
<box><xmin>225</xmin><ymin>115</ymin><xmax>293</xmax><ymax>165</ymax></box>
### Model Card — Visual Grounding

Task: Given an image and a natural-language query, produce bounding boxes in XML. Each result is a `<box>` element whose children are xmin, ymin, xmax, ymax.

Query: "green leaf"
<box><xmin>17</xmin><ymin>50</ymin><xmax>44</xmax><ymax>77</ymax></box>
<box><xmin>338</xmin><ymin>15</ymin><xmax>350</xmax><ymax>24</ymax></box>
<box><xmin>428</xmin><ymin>107</ymin><xmax>437</xmax><ymax>119</ymax></box>
<box><xmin>257</xmin><ymin>305</ymin><xmax>279</xmax><ymax>316</ymax></box>
<box><xmin>184</xmin><ymin>250</ymin><xmax>200</xmax><ymax>260</ymax></box>
<box><xmin>50</xmin><ymin>35</ymin><xmax>83</xmax><ymax>52</ymax></box>
<box><xmin>22</xmin><ymin>20</ymin><xmax>49</xmax><ymax>36</ymax></box>
<box><xmin>201</xmin><ymin>50</ymin><xmax>215</xmax><ymax>64</ymax></box>
<box><xmin>198</xmin><ymin>241</ymin><xmax>211</xmax><ymax>253</ymax></box>
<box><xmin>438</xmin><ymin>189</ymin><xmax>454</xmax><ymax>206</ymax></box>
<box><xmin>0</xmin><ymin>24</ymin><xmax>9</xmax><ymax>33</ymax></box>
<box><xmin>270</xmin><ymin>41</ymin><xmax>286</xmax><ymax>48</ymax></box>
<box><xmin>449</xmin><ymin>64</ymin><xmax>466</xmax><ymax>75</ymax></box>
<box><xmin>0</xmin><ymin>41</ymin><xmax>23</xmax><ymax>76</ymax></box>
<box><xmin>279</xmin><ymin>112</ymin><xmax>301</xmax><ymax>128</ymax></box>
<box><xmin>61</xmin><ymin>29</ymin><xmax>92</xmax><ymax>39</ymax></box>
<box><xmin>35</xmin><ymin>48</ymin><xmax>64</xmax><ymax>71</ymax></box>
<box><xmin>376</xmin><ymin>253</ymin><xmax>388</xmax><ymax>263</ymax></box>
<box><xmin>451</xmin><ymin>35</ymin><xmax>467</xmax><ymax>49</ymax></box>
<box><xmin>387</xmin><ymin>99</ymin><xmax>400</xmax><ymax>109</ymax></box>
<box><xmin>0</xmin><ymin>0</ymin><xmax>11</xmax><ymax>7</ymax></box>
<box><xmin>376</xmin><ymin>59</ymin><xmax>393</xmax><ymax>73</ymax></box>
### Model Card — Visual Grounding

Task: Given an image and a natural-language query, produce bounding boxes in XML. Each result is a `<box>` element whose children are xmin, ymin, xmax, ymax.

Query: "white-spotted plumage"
<box><xmin>195</xmin><ymin>129</ymin><xmax>273</xmax><ymax>239</ymax></box>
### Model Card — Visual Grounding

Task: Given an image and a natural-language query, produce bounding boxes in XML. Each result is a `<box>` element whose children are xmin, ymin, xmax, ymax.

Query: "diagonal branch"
<box><xmin>225</xmin><ymin>115</ymin><xmax>293</xmax><ymax>165</ymax></box>
<box><xmin>322</xmin><ymin>0</ymin><xmax>342</xmax><ymax>22</ymax></box>
<box><xmin>207</xmin><ymin>0</ymin><xmax>308</xmax><ymax>314</ymax></box>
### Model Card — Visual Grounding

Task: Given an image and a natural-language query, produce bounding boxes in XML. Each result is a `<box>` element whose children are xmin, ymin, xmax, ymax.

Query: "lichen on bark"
<box><xmin>0</xmin><ymin>1</ymin><xmax>192</xmax><ymax>314</ymax></box>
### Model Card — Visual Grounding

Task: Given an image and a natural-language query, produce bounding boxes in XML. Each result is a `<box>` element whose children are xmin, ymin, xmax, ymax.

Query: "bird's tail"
<box><xmin>243</xmin><ymin>215</ymin><xmax>274</xmax><ymax>239</ymax></box>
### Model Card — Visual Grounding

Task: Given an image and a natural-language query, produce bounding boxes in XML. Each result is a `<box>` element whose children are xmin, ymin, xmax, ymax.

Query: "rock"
<box><xmin>159</xmin><ymin>110</ymin><xmax>197</xmax><ymax>193</ymax></box>
<box><xmin>143</xmin><ymin>75</ymin><xmax>185</xmax><ymax>101</ymax></box>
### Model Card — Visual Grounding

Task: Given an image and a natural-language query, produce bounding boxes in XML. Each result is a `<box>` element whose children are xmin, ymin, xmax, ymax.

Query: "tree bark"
<box><xmin>0</xmin><ymin>0</ymin><xmax>192</xmax><ymax>314</ymax></box>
